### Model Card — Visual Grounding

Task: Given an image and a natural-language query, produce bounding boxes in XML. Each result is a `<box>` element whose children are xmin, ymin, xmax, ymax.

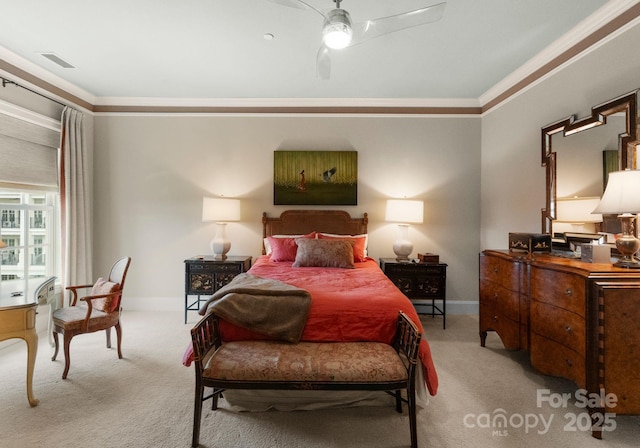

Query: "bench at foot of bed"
<box><xmin>190</xmin><ymin>311</ymin><xmax>422</xmax><ymax>448</ymax></box>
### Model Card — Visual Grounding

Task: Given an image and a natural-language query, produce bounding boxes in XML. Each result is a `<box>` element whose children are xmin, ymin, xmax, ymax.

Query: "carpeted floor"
<box><xmin>1</xmin><ymin>310</ymin><xmax>638</xmax><ymax>447</ymax></box>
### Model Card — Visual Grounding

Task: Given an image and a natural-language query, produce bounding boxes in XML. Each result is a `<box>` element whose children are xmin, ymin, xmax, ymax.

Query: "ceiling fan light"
<box><xmin>322</xmin><ymin>9</ymin><xmax>353</xmax><ymax>49</ymax></box>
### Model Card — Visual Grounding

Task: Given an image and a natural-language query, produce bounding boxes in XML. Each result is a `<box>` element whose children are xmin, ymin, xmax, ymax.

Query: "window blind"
<box><xmin>0</xmin><ymin>106</ymin><xmax>60</xmax><ymax>190</ymax></box>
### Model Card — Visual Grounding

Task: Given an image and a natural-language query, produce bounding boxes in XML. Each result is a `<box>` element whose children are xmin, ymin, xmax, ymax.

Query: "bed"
<box><xmin>184</xmin><ymin>210</ymin><xmax>438</xmax><ymax>410</ymax></box>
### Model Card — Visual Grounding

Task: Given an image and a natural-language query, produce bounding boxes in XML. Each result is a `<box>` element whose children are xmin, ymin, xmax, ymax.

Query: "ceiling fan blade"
<box><xmin>316</xmin><ymin>45</ymin><xmax>331</xmax><ymax>80</ymax></box>
<box><xmin>351</xmin><ymin>2</ymin><xmax>446</xmax><ymax>46</ymax></box>
<box><xmin>266</xmin><ymin>0</ymin><xmax>327</xmax><ymax>19</ymax></box>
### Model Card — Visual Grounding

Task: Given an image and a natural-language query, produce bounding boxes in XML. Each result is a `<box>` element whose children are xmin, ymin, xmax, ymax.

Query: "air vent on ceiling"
<box><xmin>39</xmin><ymin>52</ymin><xmax>76</xmax><ymax>69</ymax></box>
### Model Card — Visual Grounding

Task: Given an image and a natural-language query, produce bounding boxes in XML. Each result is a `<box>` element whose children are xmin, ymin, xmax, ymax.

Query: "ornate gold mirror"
<box><xmin>541</xmin><ymin>90</ymin><xmax>638</xmax><ymax>236</ymax></box>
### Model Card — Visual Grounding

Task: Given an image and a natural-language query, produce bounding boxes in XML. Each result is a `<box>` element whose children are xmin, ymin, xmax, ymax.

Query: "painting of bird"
<box><xmin>273</xmin><ymin>151</ymin><xmax>357</xmax><ymax>205</ymax></box>
<box><xmin>322</xmin><ymin>167</ymin><xmax>337</xmax><ymax>182</ymax></box>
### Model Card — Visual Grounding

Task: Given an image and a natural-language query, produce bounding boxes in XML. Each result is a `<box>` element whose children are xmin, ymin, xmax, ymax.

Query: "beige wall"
<box><xmin>4</xmin><ymin>18</ymin><xmax>639</xmax><ymax>315</ymax></box>
<box><xmin>481</xmin><ymin>20</ymin><xmax>640</xmax><ymax>249</ymax></box>
<box><xmin>93</xmin><ymin>114</ymin><xmax>481</xmax><ymax>311</ymax></box>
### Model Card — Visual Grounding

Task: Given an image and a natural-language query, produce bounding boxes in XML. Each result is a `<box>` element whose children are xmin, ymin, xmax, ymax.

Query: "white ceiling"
<box><xmin>0</xmin><ymin>0</ymin><xmax>637</xmax><ymax>108</ymax></box>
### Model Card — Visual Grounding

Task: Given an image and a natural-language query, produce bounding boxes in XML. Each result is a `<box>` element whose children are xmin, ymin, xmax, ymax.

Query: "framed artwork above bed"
<box><xmin>273</xmin><ymin>150</ymin><xmax>357</xmax><ymax>205</ymax></box>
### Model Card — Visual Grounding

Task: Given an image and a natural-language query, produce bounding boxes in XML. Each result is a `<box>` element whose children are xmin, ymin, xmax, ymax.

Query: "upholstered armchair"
<box><xmin>51</xmin><ymin>257</ymin><xmax>131</xmax><ymax>379</ymax></box>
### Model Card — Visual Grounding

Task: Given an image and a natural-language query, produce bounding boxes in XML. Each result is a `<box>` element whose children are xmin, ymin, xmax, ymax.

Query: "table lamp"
<box><xmin>592</xmin><ymin>170</ymin><xmax>640</xmax><ymax>268</ymax></box>
<box><xmin>556</xmin><ymin>197</ymin><xmax>603</xmax><ymax>225</ymax></box>
<box><xmin>202</xmin><ymin>197</ymin><xmax>241</xmax><ymax>259</ymax></box>
<box><xmin>385</xmin><ymin>199</ymin><xmax>424</xmax><ymax>261</ymax></box>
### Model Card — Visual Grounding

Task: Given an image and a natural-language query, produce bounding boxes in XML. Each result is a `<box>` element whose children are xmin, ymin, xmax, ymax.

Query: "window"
<box><xmin>1</xmin><ymin>98</ymin><xmax>61</xmax><ymax>282</ymax></box>
<box><xmin>0</xmin><ymin>190</ymin><xmax>59</xmax><ymax>281</ymax></box>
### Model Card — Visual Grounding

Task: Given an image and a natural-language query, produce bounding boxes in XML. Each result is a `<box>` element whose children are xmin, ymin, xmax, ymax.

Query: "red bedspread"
<box><xmin>209</xmin><ymin>256</ymin><xmax>438</xmax><ymax>396</ymax></box>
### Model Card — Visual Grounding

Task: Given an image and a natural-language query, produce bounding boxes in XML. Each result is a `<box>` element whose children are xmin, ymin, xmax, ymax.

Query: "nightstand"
<box><xmin>380</xmin><ymin>258</ymin><xmax>447</xmax><ymax>329</ymax></box>
<box><xmin>184</xmin><ymin>255</ymin><xmax>251</xmax><ymax>324</ymax></box>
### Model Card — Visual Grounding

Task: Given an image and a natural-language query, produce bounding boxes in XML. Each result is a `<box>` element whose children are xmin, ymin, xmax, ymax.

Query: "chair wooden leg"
<box><xmin>51</xmin><ymin>331</ymin><xmax>60</xmax><ymax>361</ymax></box>
<box><xmin>408</xmin><ymin>384</ymin><xmax>418</xmax><ymax>448</ymax></box>
<box><xmin>62</xmin><ymin>333</ymin><xmax>73</xmax><ymax>379</ymax></box>
<box><xmin>192</xmin><ymin>380</ymin><xmax>204</xmax><ymax>448</ymax></box>
<box><xmin>106</xmin><ymin>327</ymin><xmax>112</xmax><ymax>349</ymax></box>
<box><xmin>212</xmin><ymin>387</ymin><xmax>222</xmax><ymax>410</ymax></box>
<box><xmin>115</xmin><ymin>323</ymin><xmax>123</xmax><ymax>359</ymax></box>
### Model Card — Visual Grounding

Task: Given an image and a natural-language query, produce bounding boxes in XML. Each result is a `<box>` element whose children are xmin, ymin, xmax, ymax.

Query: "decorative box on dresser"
<box><xmin>184</xmin><ymin>256</ymin><xmax>251</xmax><ymax>324</ymax></box>
<box><xmin>479</xmin><ymin>249</ymin><xmax>640</xmax><ymax>438</ymax></box>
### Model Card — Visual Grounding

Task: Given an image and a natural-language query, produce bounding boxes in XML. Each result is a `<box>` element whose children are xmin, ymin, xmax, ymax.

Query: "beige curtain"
<box><xmin>60</xmin><ymin>107</ymin><xmax>92</xmax><ymax>290</ymax></box>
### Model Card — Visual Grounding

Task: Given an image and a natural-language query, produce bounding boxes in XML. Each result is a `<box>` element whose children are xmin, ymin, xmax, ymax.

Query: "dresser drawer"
<box><xmin>530</xmin><ymin>332</ymin><xmax>585</xmax><ymax>388</ymax></box>
<box><xmin>530</xmin><ymin>267</ymin><xmax>585</xmax><ymax>317</ymax></box>
<box><xmin>480</xmin><ymin>302</ymin><xmax>521</xmax><ymax>350</ymax></box>
<box><xmin>184</xmin><ymin>256</ymin><xmax>251</xmax><ymax>296</ymax></box>
<box><xmin>480</xmin><ymin>279</ymin><xmax>520</xmax><ymax>322</ymax></box>
<box><xmin>480</xmin><ymin>254</ymin><xmax>521</xmax><ymax>292</ymax></box>
<box><xmin>189</xmin><ymin>263</ymin><xmax>242</xmax><ymax>274</ymax></box>
<box><xmin>382</xmin><ymin>261</ymin><xmax>446</xmax><ymax>299</ymax></box>
<box><xmin>384</xmin><ymin>263</ymin><xmax>444</xmax><ymax>277</ymax></box>
<box><xmin>531</xmin><ymin>301</ymin><xmax>585</xmax><ymax>356</ymax></box>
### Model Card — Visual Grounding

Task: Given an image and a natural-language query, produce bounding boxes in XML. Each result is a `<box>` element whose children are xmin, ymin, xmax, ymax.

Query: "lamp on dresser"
<box><xmin>592</xmin><ymin>169</ymin><xmax>640</xmax><ymax>268</ymax></box>
<box><xmin>385</xmin><ymin>199</ymin><xmax>424</xmax><ymax>261</ymax></box>
<box><xmin>202</xmin><ymin>197</ymin><xmax>241</xmax><ymax>260</ymax></box>
<box><xmin>556</xmin><ymin>196</ymin><xmax>603</xmax><ymax>232</ymax></box>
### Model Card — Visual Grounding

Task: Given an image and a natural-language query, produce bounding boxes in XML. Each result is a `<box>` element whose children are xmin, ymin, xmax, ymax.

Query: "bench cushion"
<box><xmin>204</xmin><ymin>341</ymin><xmax>408</xmax><ymax>383</ymax></box>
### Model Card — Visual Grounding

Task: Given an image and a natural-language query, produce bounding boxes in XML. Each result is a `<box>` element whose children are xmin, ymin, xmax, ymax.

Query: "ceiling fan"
<box><xmin>268</xmin><ymin>0</ymin><xmax>447</xmax><ymax>79</ymax></box>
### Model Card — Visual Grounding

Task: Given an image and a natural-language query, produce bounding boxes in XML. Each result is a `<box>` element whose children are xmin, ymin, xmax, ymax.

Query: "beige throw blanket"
<box><xmin>198</xmin><ymin>273</ymin><xmax>312</xmax><ymax>343</ymax></box>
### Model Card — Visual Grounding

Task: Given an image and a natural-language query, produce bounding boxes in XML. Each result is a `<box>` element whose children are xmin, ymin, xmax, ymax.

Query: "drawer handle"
<box><xmin>565</xmin><ymin>358</ymin><xmax>573</xmax><ymax>368</ymax></box>
<box><xmin>493</xmin><ymin>292</ymin><xmax>498</xmax><ymax>299</ymax></box>
<box><xmin>565</xmin><ymin>326</ymin><xmax>572</xmax><ymax>333</ymax></box>
<box><xmin>565</xmin><ymin>288</ymin><xmax>573</xmax><ymax>297</ymax></box>
<box><xmin>492</xmin><ymin>315</ymin><xmax>498</xmax><ymax>322</ymax></box>
<box><xmin>493</xmin><ymin>267</ymin><xmax>498</xmax><ymax>273</ymax></box>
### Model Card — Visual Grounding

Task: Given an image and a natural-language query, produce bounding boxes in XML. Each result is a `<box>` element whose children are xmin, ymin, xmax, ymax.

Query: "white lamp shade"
<box><xmin>202</xmin><ymin>197</ymin><xmax>241</xmax><ymax>222</ymax></box>
<box><xmin>593</xmin><ymin>170</ymin><xmax>640</xmax><ymax>214</ymax></box>
<box><xmin>556</xmin><ymin>197</ymin><xmax>602</xmax><ymax>223</ymax></box>
<box><xmin>385</xmin><ymin>200</ymin><xmax>424</xmax><ymax>224</ymax></box>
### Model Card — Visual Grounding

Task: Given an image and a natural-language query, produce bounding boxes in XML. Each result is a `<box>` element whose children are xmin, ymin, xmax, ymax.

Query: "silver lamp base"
<box><xmin>613</xmin><ymin>215</ymin><xmax>640</xmax><ymax>269</ymax></box>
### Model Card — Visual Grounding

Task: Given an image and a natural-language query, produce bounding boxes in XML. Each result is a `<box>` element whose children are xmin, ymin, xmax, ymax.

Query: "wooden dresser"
<box><xmin>480</xmin><ymin>250</ymin><xmax>640</xmax><ymax>435</ymax></box>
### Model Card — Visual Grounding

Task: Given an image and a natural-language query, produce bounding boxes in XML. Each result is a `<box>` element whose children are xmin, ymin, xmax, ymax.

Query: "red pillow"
<box><xmin>317</xmin><ymin>233</ymin><xmax>367</xmax><ymax>262</ymax></box>
<box><xmin>90</xmin><ymin>277</ymin><xmax>121</xmax><ymax>312</ymax></box>
<box><xmin>268</xmin><ymin>232</ymin><xmax>316</xmax><ymax>262</ymax></box>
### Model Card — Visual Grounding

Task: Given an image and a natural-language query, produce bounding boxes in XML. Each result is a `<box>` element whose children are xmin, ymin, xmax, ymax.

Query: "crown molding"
<box><xmin>93</xmin><ymin>96</ymin><xmax>480</xmax><ymax>109</ymax></box>
<box><xmin>480</xmin><ymin>0</ymin><xmax>640</xmax><ymax>112</ymax></box>
<box><xmin>0</xmin><ymin>46</ymin><xmax>95</xmax><ymax>109</ymax></box>
<box><xmin>0</xmin><ymin>1</ymin><xmax>638</xmax><ymax>115</ymax></box>
<box><xmin>91</xmin><ymin>96</ymin><xmax>481</xmax><ymax>115</ymax></box>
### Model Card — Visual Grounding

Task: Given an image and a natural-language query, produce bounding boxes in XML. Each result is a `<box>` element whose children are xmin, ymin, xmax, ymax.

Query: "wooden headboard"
<box><xmin>262</xmin><ymin>210</ymin><xmax>368</xmax><ymax>255</ymax></box>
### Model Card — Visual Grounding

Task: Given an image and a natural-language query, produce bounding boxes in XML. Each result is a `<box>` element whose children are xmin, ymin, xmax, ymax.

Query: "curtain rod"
<box><xmin>1</xmin><ymin>75</ymin><xmax>67</xmax><ymax>108</ymax></box>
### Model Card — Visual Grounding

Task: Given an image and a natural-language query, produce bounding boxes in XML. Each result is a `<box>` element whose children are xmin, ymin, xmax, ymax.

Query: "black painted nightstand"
<box><xmin>184</xmin><ymin>255</ymin><xmax>251</xmax><ymax>324</ymax></box>
<box><xmin>380</xmin><ymin>258</ymin><xmax>447</xmax><ymax>329</ymax></box>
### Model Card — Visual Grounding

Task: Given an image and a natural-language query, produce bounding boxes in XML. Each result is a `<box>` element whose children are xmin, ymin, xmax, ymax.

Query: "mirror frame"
<box><xmin>541</xmin><ymin>90</ymin><xmax>638</xmax><ymax>235</ymax></box>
